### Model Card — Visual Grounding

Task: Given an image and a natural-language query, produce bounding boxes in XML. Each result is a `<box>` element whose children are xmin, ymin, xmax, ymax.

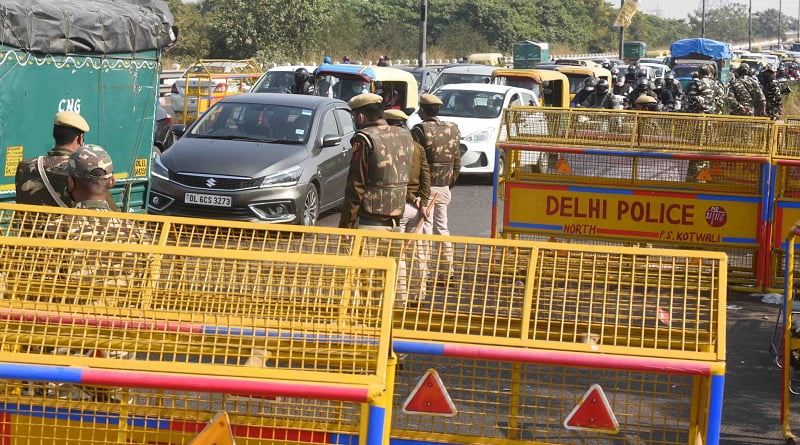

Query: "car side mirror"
<box><xmin>321</xmin><ymin>134</ymin><xmax>342</xmax><ymax>147</ymax></box>
<box><xmin>171</xmin><ymin>124</ymin><xmax>187</xmax><ymax>138</ymax></box>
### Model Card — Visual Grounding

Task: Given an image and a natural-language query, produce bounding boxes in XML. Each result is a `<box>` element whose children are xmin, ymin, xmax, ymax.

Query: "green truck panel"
<box><xmin>0</xmin><ymin>45</ymin><xmax>158</xmax><ymax>211</ymax></box>
<box><xmin>513</xmin><ymin>41</ymin><xmax>549</xmax><ymax>69</ymax></box>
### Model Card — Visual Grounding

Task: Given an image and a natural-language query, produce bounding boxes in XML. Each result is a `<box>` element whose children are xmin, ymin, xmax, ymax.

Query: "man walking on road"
<box><xmin>411</xmin><ymin>94</ymin><xmax>461</xmax><ymax>280</ymax></box>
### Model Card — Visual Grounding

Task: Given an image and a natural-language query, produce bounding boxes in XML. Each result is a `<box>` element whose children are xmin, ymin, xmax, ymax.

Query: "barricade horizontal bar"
<box><xmin>0</xmin><ymin>363</ymin><xmax>373</xmax><ymax>403</ymax></box>
<box><xmin>498</xmin><ymin>143</ymin><xmax>771</xmax><ymax>163</ymax></box>
<box><xmin>393</xmin><ymin>340</ymin><xmax>716</xmax><ymax>375</ymax></box>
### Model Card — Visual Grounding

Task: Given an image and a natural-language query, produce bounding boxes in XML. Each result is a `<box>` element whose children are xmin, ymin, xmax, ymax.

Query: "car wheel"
<box><xmin>301</xmin><ymin>184</ymin><xmax>320</xmax><ymax>226</ymax></box>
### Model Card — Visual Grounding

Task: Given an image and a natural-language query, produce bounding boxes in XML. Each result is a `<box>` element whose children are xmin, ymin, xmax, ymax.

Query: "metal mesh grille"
<box><xmin>0</xmin><ymin>381</ymin><xmax>361</xmax><ymax>445</ymax></box>
<box><xmin>0</xmin><ymin>236</ymin><xmax>394</xmax><ymax>385</ymax></box>
<box><xmin>393</xmin><ymin>355</ymin><xmax>695</xmax><ymax>445</ymax></box>
<box><xmin>501</xmin><ymin>107</ymin><xmax>773</xmax><ymax>155</ymax></box>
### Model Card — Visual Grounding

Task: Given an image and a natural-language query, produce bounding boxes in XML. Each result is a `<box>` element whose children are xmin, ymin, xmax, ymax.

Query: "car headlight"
<box><xmin>260</xmin><ymin>165</ymin><xmax>303</xmax><ymax>188</ymax></box>
<box><xmin>151</xmin><ymin>157</ymin><xmax>170</xmax><ymax>180</ymax></box>
<box><xmin>462</xmin><ymin>128</ymin><xmax>494</xmax><ymax>143</ymax></box>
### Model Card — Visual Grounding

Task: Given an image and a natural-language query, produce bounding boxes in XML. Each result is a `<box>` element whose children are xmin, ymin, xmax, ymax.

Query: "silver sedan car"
<box><xmin>149</xmin><ymin>93</ymin><xmax>355</xmax><ymax>225</ymax></box>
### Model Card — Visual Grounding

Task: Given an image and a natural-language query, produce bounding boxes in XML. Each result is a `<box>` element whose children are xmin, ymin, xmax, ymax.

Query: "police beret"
<box><xmin>420</xmin><ymin>94</ymin><xmax>443</xmax><ymax>105</ymax></box>
<box><xmin>634</xmin><ymin>95</ymin><xmax>657</xmax><ymax>104</ymax></box>
<box><xmin>384</xmin><ymin>109</ymin><xmax>409</xmax><ymax>121</ymax></box>
<box><xmin>348</xmin><ymin>93</ymin><xmax>383</xmax><ymax>110</ymax></box>
<box><xmin>54</xmin><ymin>111</ymin><xmax>90</xmax><ymax>132</ymax></box>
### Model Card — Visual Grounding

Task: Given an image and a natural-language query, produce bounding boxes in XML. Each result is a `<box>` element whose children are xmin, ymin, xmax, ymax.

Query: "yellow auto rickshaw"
<box><xmin>491</xmin><ymin>68</ymin><xmax>570</xmax><ymax>108</ymax></box>
<box><xmin>552</xmin><ymin>65</ymin><xmax>613</xmax><ymax>102</ymax></box>
<box><xmin>314</xmin><ymin>64</ymin><xmax>419</xmax><ymax>112</ymax></box>
<box><xmin>468</xmin><ymin>52</ymin><xmax>507</xmax><ymax>66</ymax></box>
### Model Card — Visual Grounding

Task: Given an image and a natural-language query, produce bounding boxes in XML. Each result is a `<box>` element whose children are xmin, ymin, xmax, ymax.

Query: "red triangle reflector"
<box><xmin>401</xmin><ymin>369</ymin><xmax>457</xmax><ymax>417</ymax></box>
<box><xmin>563</xmin><ymin>384</ymin><xmax>619</xmax><ymax>434</ymax></box>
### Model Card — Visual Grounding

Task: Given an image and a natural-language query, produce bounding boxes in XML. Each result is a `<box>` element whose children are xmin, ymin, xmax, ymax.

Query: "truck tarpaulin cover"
<box><xmin>0</xmin><ymin>0</ymin><xmax>175</xmax><ymax>54</ymax></box>
<box><xmin>670</xmin><ymin>38</ymin><xmax>732</xmax><ymax>60</ymax></box>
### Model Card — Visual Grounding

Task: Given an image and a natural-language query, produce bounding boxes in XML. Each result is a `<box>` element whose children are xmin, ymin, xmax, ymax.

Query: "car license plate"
<box><xmin>185</xmin><ymin>193</ymin><xmax>231</xmax><ymax>207</ymax></box>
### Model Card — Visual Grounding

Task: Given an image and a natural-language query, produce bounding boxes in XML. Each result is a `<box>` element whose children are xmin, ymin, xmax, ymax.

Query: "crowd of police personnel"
<box><xmin>573</xmin><ymin>61</ymin><xmax>790</xmax><ymax>120</ymax></box>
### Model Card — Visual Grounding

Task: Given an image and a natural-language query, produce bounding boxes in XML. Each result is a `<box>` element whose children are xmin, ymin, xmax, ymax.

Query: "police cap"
<box><xmin>68</xmin><ymin>144</ymin><xmax>114</xmax><ymax>179</ymax></box>
<box><xmin>348</xmin><ymin>93</ymin><xmax>383</xmax><ymax>110</ymax></box>
<box><xmin>54</xmin><ymin>111</ymin><xmax>90</xmax><ymax>133</ymax></box>
<box><xmin>634</xmin><ymin>95</ymin><xmax>657</xmax><ymax>105</ymax></box>
<box><xmin>420</xmin><ymin>94</ymin><xmax>443</xmax><ymax>105</ymax></box>
<box><xmin>384</xmin><ymin>109</ymin><xmax>410</xmax><ymax>121</ymax></box>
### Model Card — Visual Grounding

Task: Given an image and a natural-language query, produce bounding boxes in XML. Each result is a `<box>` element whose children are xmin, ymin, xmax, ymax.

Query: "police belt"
<box><xmin>358</xmin><ymin>217</ymin><xmax>398</xmax><ymax>227</ymax></box>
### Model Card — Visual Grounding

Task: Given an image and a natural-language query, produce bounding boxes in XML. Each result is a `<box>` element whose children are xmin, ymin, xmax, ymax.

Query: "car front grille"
<box><xmin>172</xmin><ymin>173</ymin><xmax>259</xmax><ymax>190</ymax></box>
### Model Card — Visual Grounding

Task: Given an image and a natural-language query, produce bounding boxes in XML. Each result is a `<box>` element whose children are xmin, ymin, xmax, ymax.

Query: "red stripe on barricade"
<box><xmin>0</xmin><ymin>309</ymin><xmax>203</xmax><ymax>334</ymax></box>
<box><xmin>442</xmin><ymin>344</ymin><xmax>712</xmax><ymax>376</ymax></box>
<box><xmin>596</xmin><ymin>228</ymin><xmax>660</xmax><ymax>238</ymax></box>
<box><xmin>82</xmin><ymin>370</ymin><xmax>370</xmax><ymax>403</ymax></box>
<box><xmin>170</xmin><ymin>420</ymin><xmax>330</xmax><ymax>443</ymax></box>
<box><xmin>631</xmin><ymin>190</ymin><xmax>698</xmax><ymax>199</ymax></box>
<box><xmin>0</xmin><ymin>412</ymin><xmax>10</xmax><ymax>445</ymax></box>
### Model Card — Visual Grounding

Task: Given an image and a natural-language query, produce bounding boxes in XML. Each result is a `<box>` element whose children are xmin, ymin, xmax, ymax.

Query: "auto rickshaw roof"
<box><xmin>491</xmin><ymin>68</ymin><xmax>568</xmax><ymax>83</ymax></box>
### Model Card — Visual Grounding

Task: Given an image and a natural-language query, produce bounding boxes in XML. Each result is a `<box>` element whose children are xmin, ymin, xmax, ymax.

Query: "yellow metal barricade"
<box><xmin>782</xmin><ymin>225</ymin><xmax>800</xmax><ymax>443</ymax></box>
<box><xmin>0</xmin><ymin>205</ymin><xmax>395</xmax><ymax>445</ymax></box>
<box><xmin>0</xmin><ymin>205</ymin><xmax>727</xmax><ymax>445</ymax></box>
<box><xmin>182</xmin><ymin>59</ymin><xmax>263</xmax><ymax>124</ymax></box>
<box><xmin>785</xmin><ymin>115</ymin><xmax>800</xmax><ymax>126</ymax></box>
<box><xmin>496</xmin><ymin>107</ymin><xmax>774</xmax><ymax>290</ymax></box>
<box><xmin>771</xmin><ymin>124</ymin><xmax>800</xmax><ymax>291</ymax></box>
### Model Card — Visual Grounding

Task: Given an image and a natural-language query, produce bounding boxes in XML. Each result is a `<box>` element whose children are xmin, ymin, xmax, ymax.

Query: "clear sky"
<box><xmin>607</xmin><ymin>0</ymin><xmax>799</xmax><ymax>21</ymax></box>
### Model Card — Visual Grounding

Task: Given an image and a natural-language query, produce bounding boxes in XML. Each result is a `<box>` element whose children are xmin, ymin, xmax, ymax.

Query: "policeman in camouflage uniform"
<box><xmin>726</xmin><ymin>64</ymin><xmax>765</xmax><ymax>116</ymax></box>
<box><xmin>695</xmin><ymin>65</ymin><xmax>720</xmax><ymax>114</ymax></box>
<box><xmin>412</xmin><ymin>93</ymin><xmax>461</xmax><ymax>280</ymax></box>
<box><xmin>15</xmin><ymin>111</ymin><xmax>116</xmax><ymax>209</ymax></box>
<box><xmin>339</xmin><ymin>93</ymin><xmax>414</xmax><ymax>231</ymax></box>
<box><xmin>66</xmin><ymin>144</ymin><xmax>116</xmax><ymax>210</ymax></box>
<box><xmin>761</xmin><ymin>65</ymin><xmax>783</xmax><ymax>120</ymax></box>
<box><xmin>385</xmin><ymin>109</ymin><xmax>430</xmax><ymax>304</ymax></box>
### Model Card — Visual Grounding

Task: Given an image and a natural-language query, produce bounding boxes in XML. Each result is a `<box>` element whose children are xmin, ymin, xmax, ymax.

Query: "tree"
<box><xmin>687</xmin><ymin>4</ymin><xmax>749</xmax><ymax>43</ymax></box>
<box><xmin>162</xmin><ymin>0</ymin><xmax>211</xmax><ymax>64</ymax></box>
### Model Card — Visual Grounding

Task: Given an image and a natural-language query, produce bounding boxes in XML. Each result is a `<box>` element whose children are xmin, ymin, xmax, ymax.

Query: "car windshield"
<box><xmin>436</xmin><ymin>90</ymin><xmax>505</xmax><ymax>118</ymax></box>
<box><xmin>430</xmin><ymin>73</ymin><xmax>491</xmax><ymax>91</ymax></box>
<box><xmin>673</xmin><ymin>66</ymin><xmax>699</xmax><ymax>78</ymax></box>
<box><xmin>252</xmin><ymin>71</ymin><xmax>294</xmax><ymax>93</ymax></box>
<box><xmin>563</xmin><ymin>74</ymin><xmax>590</xmax><ymax>94</ymax></box>
<box><xmin>189</xmin><ymin>102</ymin><xmax>314</xmax><ymax>144</ymax></box>
<box><xmin>314</xmin><ymin>74</ymin><xmax>370</xmax><ymax>101</ymax></box>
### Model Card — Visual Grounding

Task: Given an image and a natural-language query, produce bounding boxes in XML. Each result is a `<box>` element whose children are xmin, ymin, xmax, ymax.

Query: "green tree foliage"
<box><xmin>166</xmin><ymin>0</ymin><xmax>743</xmax><ymax>64</ymax></box>
<box><xmin>163</xmin><ymin>0</ymin><xmax>211</xmax><ymax>64</ymax></box>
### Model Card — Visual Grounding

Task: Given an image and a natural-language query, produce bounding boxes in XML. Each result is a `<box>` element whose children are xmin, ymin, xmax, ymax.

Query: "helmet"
<box><xmin>294</xmin><ymin>67</ymin><xmax>309</xmax><ymax>83</ymax></box>
<box><xmin>764</xmin><ymin>64</ymin><xmax>776</xmax><ymax>73</ymax></box>
<box><xmin>610</xmin><ymin>66</ymin><xmax>620</xmax><ymax>76</ymax></box>
<box><xmin>691</xmin><ymin>71</ymin><xmax>699</xmax><ymax>80</ymax></box>
<box><xmin>664</xmin><ymin>71</ymin><xmax>675</xmax><ymax>80</ymax></box>
<box><xmin>653</xmin><ymin>78</ymin><xmax>664</xmax><ymax>89</ymax></box>
<box><xmin>736</xmin><ymin>64</ymin><xmax>750</xmax><ymax>76</ymax></box>
<box><xmin>636</xmin><ymin>77</ymin><xmax>649</xmax><ymax>88</ymax></box>
<box><xmin>596</xmin><ymin>79</ymin><xmax>609</xmax><ymax>93</ymax></box>
<box><xmin>628</xmin><ymin>64</ymin><xmax>637</xmax><ymax>73</ymax></box>
<box><xmin>601</xmin><ymin>61</ymin><xmax>611</xmax><ymax>70</ymax></box>
<box><xmin>636</xmin><ymin>69</ymin><xmax>648</xmax><ymax>79</ymax></box>
<box><xmin>583</xmin><ymin>77</ymin><xmax>599</xmax><ymax>92</ymax></box>
<box><xmin>616</xmin><ymin>75</ymin><xmax>625</xmax><ymax>85</ymax></box>
<box><xmin>323</xmin><ymin>56</ymin><xmax>332</xmax><ymax>64</ymax></box>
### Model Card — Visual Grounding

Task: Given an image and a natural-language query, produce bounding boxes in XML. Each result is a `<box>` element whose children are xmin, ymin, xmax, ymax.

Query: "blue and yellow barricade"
<box><xmin>782</xmin><ymin>224</ymin><xmax>800</xmax><ymax>442</ymax></box>
<box><xmin>495</xmin><ymin>107</ymin><xmax>774</xmax><ymax>290</ymax></box>
<box><xmin>0</xmin><ymin>204</ymin><xmax>396</xmax><ymax>445</ymax></box>
<box><xmin>0</xmin><ymin>205</ymin><xmax>728</xmax><ymax>445</ymax></box>
<box><xmin>770</xmin><ymin>123</ymin><xmax>800</xmax><ymax>291</ymax></box>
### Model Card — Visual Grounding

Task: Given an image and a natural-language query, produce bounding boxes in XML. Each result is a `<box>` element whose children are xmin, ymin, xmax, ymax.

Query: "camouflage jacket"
<box><xmin>338</xmin><ymin>120</ymin><xmax>414</xmax><ymax>228</ymax></box>
<box><xmin>406</xmin><ymin>141</ymin><xmax>430</xmax><ymax>206</ymax></box>
<box><xmin>697</xmin><ymin>78</ymin><xmax>719</xmax><ymax>114</ymax></box>
<box><xmin>763</xmin><ymin>79</ymin><xmax>783</xmax><ymax>120</ymax></box>
<box><xmin>411</xmin><ymin>117</ymin><xmax>461</xmax><ymax>187</ymax></box>
<box><xmin>726</xmin><ymin>78</ymin><xmax>754</xmax><ymax>115</ymax></box>
<box><xmin>15</xmin><ymin>147</ymin><xmax>117</xmax><ymax>210</ymax></box>
<box><xmin>15</xmin><ymin>147</ymin><xmax>73</xmax><ymax>207</ymax></box>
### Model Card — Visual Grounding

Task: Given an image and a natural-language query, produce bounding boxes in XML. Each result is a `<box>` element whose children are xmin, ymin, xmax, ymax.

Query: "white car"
<box><xmin>251</xmin><ymin>65</ymin><xmax>317</xmax><ymax>94</ymax></box>
<box><xmin>421</xmin><ymin>83</ymin><xmax>546</xmax><ymax>177</ymax></box>
<box><xmin>637</xmin><ymin>62</ymin><xmax>671</xmax><ymax>80</ymax></box>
